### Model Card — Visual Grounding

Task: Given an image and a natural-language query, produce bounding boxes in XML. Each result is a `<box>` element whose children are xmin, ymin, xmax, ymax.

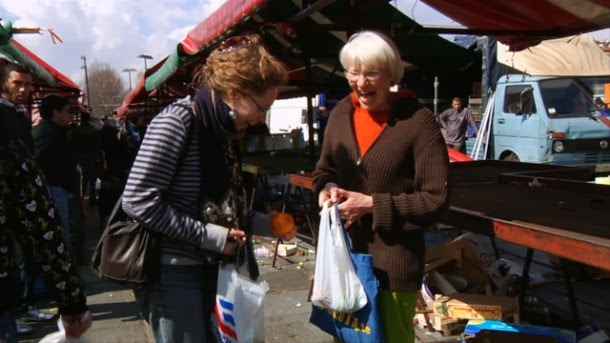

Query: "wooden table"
<box><xmin>288</xmin><ymin>172</ymin><xmax>313</xmax><ymax>190</ymax></box>
<box><xmin>241</xmin><ymin>152</ymin><xmax>316</xmax><ymax>210</ymax></box>
<box><xmin>446</xmin><ymin>160</ymin><xmax>610</xmax><ymax>326</ymax></box>
<box><xmin>279</xmin><ymin>161</ymin><xmax>610</xmax><ymax>271</ymax></box>
<box><xmin>447</xmin><ymin>160</ymin><xmax>610</xmax><ymax>271</ymax></box>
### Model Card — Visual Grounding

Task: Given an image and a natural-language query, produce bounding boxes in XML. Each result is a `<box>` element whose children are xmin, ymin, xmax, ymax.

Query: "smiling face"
<box><xmin>2</xmin><ymin>70</ymin><xmax>32</xmax><ymax>105</ymax></box>
<box><xmin>228</xmin><ymin>87</ymin><xmax>278</xmax><ymax>132</ymax></box>
<box><xmin>345</xmin><ymin>63</ymin><xmax>391</xmax><ymax>111</ymax></box>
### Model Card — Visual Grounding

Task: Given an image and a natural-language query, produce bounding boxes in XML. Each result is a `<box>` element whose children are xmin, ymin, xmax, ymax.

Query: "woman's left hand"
<box><xmin>336</xmin><ymin>190</ymin><xmax>373</xmax><ymax>228</ymax></box>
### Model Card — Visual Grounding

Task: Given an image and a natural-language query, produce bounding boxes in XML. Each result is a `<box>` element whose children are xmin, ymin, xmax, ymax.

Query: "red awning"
<box><xmin>12</xmin><ymin>39</ymin><xmax>79</xmax><ymax>90</ymax></box>
<box><xmin>117</xmin><ymin>0</ymin><xmax>267</xmax><ymax>117</ymax></box>
<box><xmin>181</xmin><ymin>0</ymin><xmax>268</xmax><ymax>55</ymax></box>
<box><xmin>421</xmin><ymin>0</ymin><xmax>610</xmax><ymax>50</ymax></box>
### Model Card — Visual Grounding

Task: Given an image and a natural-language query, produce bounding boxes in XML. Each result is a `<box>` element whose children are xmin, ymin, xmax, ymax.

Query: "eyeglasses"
<box><xmin>217</xmin><ymin>35</ymin><xmax>252</xmax><ymax>54</ymax></box>
<box><xmin>344</xmin><ymin>70</ymin><xmax>382</xmax><ymax>82</ymax></box>
<box><xmin>249</xmin><ymin>95</ymin><xmax>270</xmax><ymax>114</ymax></box>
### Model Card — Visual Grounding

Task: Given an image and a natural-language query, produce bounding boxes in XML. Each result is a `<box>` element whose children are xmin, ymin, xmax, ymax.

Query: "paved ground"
<box><xmin>19</xmin><ymin>205</ymin><xmax>333</xmax><ymax>343</ymax></box>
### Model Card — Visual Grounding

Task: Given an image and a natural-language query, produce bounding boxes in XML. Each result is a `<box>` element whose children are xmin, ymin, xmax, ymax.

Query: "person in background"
<box><xmin>313</xmin><ymin>31</ymin><xmax>450</xmax><ymax>343</ymax></box>
<box><xmin>119</xmin><ymin>110</ymin><xmax>148</xmax><ymax>172</ymax></box>
<box><xmin>0</xmin><ymin>61</ymin><xmax>39</xmax><ymax>336</ymax></box>
<box><xmin>1</xmin><ymin>101</ymin><xmax>92</xmax><ymax>343</ymax></box>
<box><xmin>32</xmin><ymin>94</ymin><xmax>78</xmax><ymax>249</ymax></box>
<box><xmin>437</xmin><ymin>97</ymin><xmax>479</xmax><ymax>153</ymax></box>
<box><xmin>70</xmin><ymin>111</ymin><xmax>101</xmax><ymax>205</ymax></box>
<box><xmin>98</xmin><ymin>114</ymin><xmax>125</xmax><ymax>228</ymax></box>
<box><xmin>315</xmin><ymin>93</ymin><xmax>329</xmax><ymax>147</ymax></box>
<box><xmin>99</xmin><ymin>114</ymin><xmax>124</xmax><ymax>180</ymax></box>
<box><xmin>0</xmin><ymin>62</ymin><xmax>33</xmax><ymax>153</ymax></box>
<box><xmin>121</xmin><ymin>34</ymin><xmax>293</xmax><ymax>343</ymax></box>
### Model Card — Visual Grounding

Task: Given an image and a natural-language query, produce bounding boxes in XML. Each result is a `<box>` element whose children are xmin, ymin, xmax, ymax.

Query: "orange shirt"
<box><xmin>351</xmin><ymin>92</ymin><xmax>389</xmax><ymax>156</ymax></box>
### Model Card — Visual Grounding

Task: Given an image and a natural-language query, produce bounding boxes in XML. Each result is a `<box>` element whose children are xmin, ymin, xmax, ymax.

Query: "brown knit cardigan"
<box><xmin>313</xmin><ymin>93</ymin><xmax>450</xmax><ymax>292</ymax></box>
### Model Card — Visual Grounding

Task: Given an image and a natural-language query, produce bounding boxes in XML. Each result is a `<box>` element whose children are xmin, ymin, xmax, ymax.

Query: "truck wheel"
<box><xmin>502</xmin><ymin>152</ymin><xmax>520</xmax><ymax>162</ymax></box>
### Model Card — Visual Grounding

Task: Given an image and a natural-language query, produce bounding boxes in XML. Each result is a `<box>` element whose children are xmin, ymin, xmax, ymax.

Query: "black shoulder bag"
<box><xmin>91</xmin><ymin>103</ymin><xmax>196</xmax><ymax>288</ymax></box>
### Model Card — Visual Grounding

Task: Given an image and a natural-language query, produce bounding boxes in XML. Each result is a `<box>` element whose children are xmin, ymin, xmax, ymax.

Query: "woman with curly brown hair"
<box><xmin>122</xmin><ymin>34</ymin><xmax>291</xmax><ymax>343</ymax></box>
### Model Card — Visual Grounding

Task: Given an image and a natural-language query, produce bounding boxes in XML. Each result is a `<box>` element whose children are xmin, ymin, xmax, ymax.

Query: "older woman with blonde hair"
<box><xmin>314</xmin><ymin>31</ymin><xmax>450</xmax><ymax>342</ymax></box>
<box><xmin>122</xmin><ymin>34</ymin><xmax>292</xmax><ymax>343</ymax></box>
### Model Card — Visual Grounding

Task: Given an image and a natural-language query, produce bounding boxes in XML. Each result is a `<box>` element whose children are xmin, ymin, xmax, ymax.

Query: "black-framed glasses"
<box><xmin>217</xmin><ymin>35</ymin><xmax>252</xmax><ymax>54</ymax></box>
<box><xmin>249</xmin><ymin>95</ymin><xmax>270</xmax><ymax>114</ymax></box>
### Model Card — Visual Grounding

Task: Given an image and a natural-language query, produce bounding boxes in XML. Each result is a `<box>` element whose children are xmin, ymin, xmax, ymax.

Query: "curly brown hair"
<box><xmin>193</xmin><ymin>34</ymin><xmax>288</xmax><ymax>99</ymax></box>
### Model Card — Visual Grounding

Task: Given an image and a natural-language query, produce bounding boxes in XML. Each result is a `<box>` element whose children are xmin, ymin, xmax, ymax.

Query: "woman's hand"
<box><xmin>318</xmin><ymin>182</ymin><xmax>341</xmax><ymax>207</ymax></box>
<box><xmin>223</xmin><ymin>228</ymin><xmax>247</xmax><ymax>255</ymax></box>
<box><xmin>62</xmin><ymin>310</ymin><xmax>92</xmax><ymax>338</ymax></box>
<box><xmin>336</xmin><ymin>190</ymin><xmax>373</xmax><ymax>228</ymax></box>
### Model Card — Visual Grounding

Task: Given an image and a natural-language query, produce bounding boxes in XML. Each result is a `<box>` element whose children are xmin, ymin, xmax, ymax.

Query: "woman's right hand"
<box><xmin>223</xmin><ymin>228</ymin><xmax>246</xmax><ymax>255</ymax></box>
<box><xmin>318</xmin><ymin>182</ymin><xmax>340</xmax><ymax>207</ymax></box>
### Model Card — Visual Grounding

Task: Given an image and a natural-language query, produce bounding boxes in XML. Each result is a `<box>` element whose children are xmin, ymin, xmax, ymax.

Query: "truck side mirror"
<box><xmin>519</xmin><ymin>87</ymin><xmax>534</xmax><ymax>115</ymax></box>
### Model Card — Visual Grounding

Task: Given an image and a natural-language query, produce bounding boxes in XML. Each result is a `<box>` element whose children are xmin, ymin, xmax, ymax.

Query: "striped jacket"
<box><xmin>122</xmin><ymin>97</ymin><xmax>228</xmax><ymax>262</ymax></box>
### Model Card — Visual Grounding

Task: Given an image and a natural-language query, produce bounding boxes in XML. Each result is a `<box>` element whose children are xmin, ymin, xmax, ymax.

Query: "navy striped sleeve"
<box><xmin>122</xmin><ymin>101</ymin><xmax>227</xmax><ymax>254</ymax></box>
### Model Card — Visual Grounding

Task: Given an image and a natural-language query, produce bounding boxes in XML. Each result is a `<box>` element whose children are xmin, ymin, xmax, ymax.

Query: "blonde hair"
<box><xmin>339</xmin><ymin>31</ymin><xmax>403</xmax><ymax>84</ymax></box>
<box><xmin>194</xmin><ymin>34</ymin><xmax>288</xmax><ymax>98</ymax></box>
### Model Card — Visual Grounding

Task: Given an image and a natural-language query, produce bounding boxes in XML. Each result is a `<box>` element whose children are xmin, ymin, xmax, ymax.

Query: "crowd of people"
<box><xmin>1</xmin><ymin>28</ymin><xmax>457</xmax><ymax>342</ymax></box>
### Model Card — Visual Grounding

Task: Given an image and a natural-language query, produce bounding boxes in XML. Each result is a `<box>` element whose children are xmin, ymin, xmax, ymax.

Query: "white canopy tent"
<box><xmin>497</xmin><ymin>34</ymin><xmax>610</xmax><ymax>76</ymax></box>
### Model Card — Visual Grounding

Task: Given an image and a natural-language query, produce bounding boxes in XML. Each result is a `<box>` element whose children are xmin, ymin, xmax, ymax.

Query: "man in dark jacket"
<box><xmin>31</xmin><ymin>94</ymin><xmax>77</xmax><ymax>248</ymax></box>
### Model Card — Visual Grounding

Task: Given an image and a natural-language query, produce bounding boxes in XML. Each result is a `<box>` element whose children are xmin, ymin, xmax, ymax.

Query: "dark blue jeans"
<box><xmin>134</xmin><ymin>264</ymin><xmax>218</xmax><ymax>343</ymax></box>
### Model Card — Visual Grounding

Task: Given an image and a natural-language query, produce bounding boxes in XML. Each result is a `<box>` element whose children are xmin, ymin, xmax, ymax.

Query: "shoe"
<box><xmin>15</xmin><ymin>318</ymin><xmax>33</xmax><ymax>335</ymax></box>
<box><xmin>25</xmin><ymin>308</ymin><xmax>57</xmax><ymax>321</ymax></box>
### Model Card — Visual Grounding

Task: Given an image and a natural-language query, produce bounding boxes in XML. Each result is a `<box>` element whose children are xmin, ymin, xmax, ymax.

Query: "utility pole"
<box><xmin>122</xmin><ymin>67</ymin><xmax>137</xmax><ymax>90</ymax></box>
<box><xmin>137</xmin><ymin>54</ymin><xmax>153</xmax><ymax>71</ymax></box>
<box><xmin>80</xmin><ymin>55</ymin><xmax>91</xmax><ymax>109</ymax></box>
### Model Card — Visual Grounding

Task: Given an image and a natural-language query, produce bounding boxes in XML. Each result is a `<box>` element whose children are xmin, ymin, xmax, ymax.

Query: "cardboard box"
<box><xmin>277</xmin><ymin>243</ymin><xmax>297</xmax><ymax>257</ymax></box>
<box><xmin>432</xmin><ymin>293</ymin><xmax>519</xmax><ymax>323</ymax></box>
<box><xmin>465</xmin><ymin>320</ymin><xmax>576</xmax><ymax>343</ymax></box>
<box><xmin>425</xmin><ymin>233</ymin><xmax>491</xmax><ymax>294</ymax></box>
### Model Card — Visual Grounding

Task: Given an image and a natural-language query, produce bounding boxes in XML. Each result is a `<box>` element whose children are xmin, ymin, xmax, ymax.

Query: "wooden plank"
<box><xmin>289</xmin><ymin>173</ymin><xmax>314</xmax><ymax>190</ymax></box>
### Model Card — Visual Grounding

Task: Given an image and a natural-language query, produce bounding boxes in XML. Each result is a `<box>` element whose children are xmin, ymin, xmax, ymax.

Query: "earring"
<box><xmin>229</xmin><ymin>109</ymin><xmax>237</xmax><ymax>120</ymax></box>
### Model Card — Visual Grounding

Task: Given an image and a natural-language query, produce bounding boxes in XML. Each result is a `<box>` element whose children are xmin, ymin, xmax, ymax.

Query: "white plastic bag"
<box><xmin>39</xmin><ymin>318</ymin><xmax>88</xmax><ymax>343</ymax></box>
<box><xmin>215</xmin><ymin>262</ymin><xmax>269</xmax><ymax>343</ymax></box>
<box><xmin>311</xmin><ymin>203</ymin><xmax>367</xmax><ymax>313</ymax></box>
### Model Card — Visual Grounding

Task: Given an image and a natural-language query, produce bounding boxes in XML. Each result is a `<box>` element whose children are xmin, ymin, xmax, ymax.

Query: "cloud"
<box><xmin>1</xmin><ymin>0</ymin><xmax>222</xmax><ymax>89</ymax></box>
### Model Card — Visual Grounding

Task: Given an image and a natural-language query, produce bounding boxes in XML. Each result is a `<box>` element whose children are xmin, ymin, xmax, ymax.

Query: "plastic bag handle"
<box><xmin>331</xmin><ymin>202</ymin><xmax>354</xmax><ymax>252</ymax></box>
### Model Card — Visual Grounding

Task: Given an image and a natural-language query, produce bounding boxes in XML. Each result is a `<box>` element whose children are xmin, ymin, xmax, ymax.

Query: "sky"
<box><xmin>1</xmin><ymin>0</ymin><xmax>226</xmax><ymax>90</ymax></box>
<box><xmin>2</xmin><ymin>0</ymin><xmax>610</xmax><ymax>92</ymax></box>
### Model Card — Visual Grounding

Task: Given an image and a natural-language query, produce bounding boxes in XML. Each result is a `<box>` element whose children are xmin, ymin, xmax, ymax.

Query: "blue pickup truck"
<box><xmin>473</xmin><ymin>74</ymin><xmax>610</xmax><ymax>166</ymax></box>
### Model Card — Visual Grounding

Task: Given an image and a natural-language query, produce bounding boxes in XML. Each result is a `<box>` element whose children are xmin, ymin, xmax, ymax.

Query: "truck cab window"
<box><xmin>539</xmin><ymin>78</ymin><xmax>598</xmax><ymax>118</ymax></box>
<box><xmin>503</xmin><ymin>85</ymin><xmax>537</xmax><ymax>114</ymax></box>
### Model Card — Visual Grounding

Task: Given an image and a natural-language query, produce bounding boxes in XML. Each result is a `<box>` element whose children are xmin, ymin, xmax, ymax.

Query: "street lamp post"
<box><xmin>137</xmin><ymin>54</ymin><xmax>153</xmax><ymax>71</ymax></box>
<box><xmin>80</xmin><ymin>55</ymin><xmax>91</xmax><ymax>109</ymax></box>
<box><xmin>122</xmin><ymin>67</ymin><xmax>137</xmax><ymax>90</ymax></box>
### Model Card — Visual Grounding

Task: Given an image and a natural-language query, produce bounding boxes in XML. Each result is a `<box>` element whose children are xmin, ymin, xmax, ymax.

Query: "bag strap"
<box><xmin>332</xmin><ymin>202</ymin><xmax>354</xmax><ymax>251</ymax></box>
